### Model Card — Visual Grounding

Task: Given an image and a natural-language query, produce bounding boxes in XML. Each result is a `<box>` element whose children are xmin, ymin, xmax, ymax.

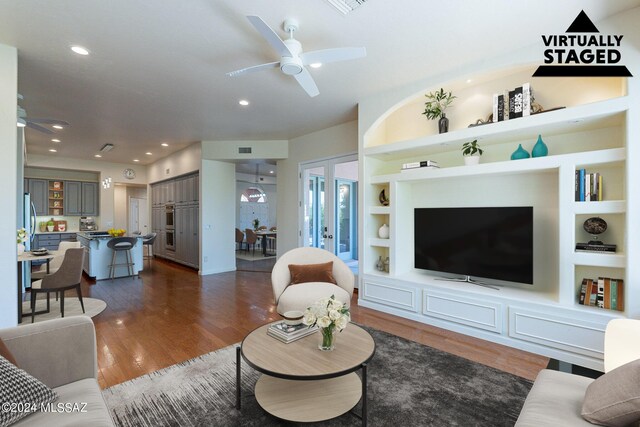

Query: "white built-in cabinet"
<box><xmin>359</xmin><ymin>65</ymin><xmax>638</xmax><ymax>370</ymax></box>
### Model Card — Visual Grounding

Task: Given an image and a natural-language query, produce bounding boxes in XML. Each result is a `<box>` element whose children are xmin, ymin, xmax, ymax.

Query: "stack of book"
<box><xmin>575</xmin><ymin>242</ymin><xmax>616</xmax><ymax>253</ymax></box>
<box><xmin>401</xmin><ymin>160</ymin><xmax>439</xmax><ymax>171</ymax></box>
<box><xmin>575</xmin><ymin>169</ymin><xmax>603</xmax><ymax>201</ymax></box>
<box><xmin>267</xmin><ymin>321</ymin><xmax>318</xmax><ymax>343</ymax></box>
<box><xmin>493</xmin><ymin>83</ymin><xmax>532</xmax><ymax>122</ymax></box>
<box><xmin>578</xmin><ymin>277</ymin><xmax>624</xmax><ymax>311</ymax></box>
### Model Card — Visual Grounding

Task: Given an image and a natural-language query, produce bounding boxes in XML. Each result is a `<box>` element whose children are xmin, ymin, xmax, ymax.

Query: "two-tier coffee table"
<box><xmin>236</xmin><ymin>323</ymin><xmax>375</xmax><ymax>425</ymax></box>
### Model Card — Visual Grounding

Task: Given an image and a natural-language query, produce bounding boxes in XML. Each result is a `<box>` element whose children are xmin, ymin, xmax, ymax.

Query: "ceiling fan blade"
<box><xmin>26</xmin><ymin>122</ymin><xmax>54</xmax><ymax>134</ymax></box>
<box><xmin>294</xmin><ymin>68</ymin><xmax>319</xmax><ymax>97</ymax></box>
<box><xmin>26</xmin><ymin>118</ymin><xmax>70</xmax><ymax>126</ymax></box>
<box><xmin>226</xmin><ymin>61</ymin><xmax>279</xmax><ymax>77</ymax></box>
<box><xmin>301</xmin><ymin>47</ymin><xmax>367</xmax><ymax>65</ymax></box>
<box><xmin>246</xmin><ymin>16</ymin><xmax>293</xmax><ymax>57</ymax></box>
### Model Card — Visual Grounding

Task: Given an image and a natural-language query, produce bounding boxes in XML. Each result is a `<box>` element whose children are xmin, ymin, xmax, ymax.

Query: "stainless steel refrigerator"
<box><xmin>21</xmin><ymin>192</ymin><xmax>36</xmax><ymax>288</ymax></box>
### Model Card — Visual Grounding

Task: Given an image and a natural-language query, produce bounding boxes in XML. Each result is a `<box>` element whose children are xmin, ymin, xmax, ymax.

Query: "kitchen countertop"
<box><xmin>35</xmin><ymin>231</ymin><xmax>79</xmax><ymax>234</ymax></box>
<box><xmin>76</xmin><ymin>232</ymin><xmax>144</xmax><ymax>240</ymax></box>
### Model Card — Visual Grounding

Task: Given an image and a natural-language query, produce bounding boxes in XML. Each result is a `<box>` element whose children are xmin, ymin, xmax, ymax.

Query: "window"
<box><xmin>240</xmin><ymin>187</ymin><xmax>267</xmax><ymax>203</ymax></box>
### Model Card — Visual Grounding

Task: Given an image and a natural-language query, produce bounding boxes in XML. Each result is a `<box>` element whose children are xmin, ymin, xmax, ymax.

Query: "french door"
<box><xmin>300</xmin><ymin>154</ymin><xmax>358</xmax><ymax>261</ymax></box>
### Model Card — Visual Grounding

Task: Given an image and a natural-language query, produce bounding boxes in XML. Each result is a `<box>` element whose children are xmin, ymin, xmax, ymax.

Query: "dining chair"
<box><xmin>244</xmin><ymin>228</ymin><xmax>258</xmax><ymax>255</ymax></box>
<box><xmin>31</xmin><ymin>241</ymin><xmax>82</xmax><ymax>281</ymax></box>
<box><xmin>30</xmin><ymin>248</ymin><xmax>85</xmax><ymax>323</ymax></box>
<box><xmin>235</xmin><ymin>228</ymin><xmax>245</xmax><ymax>251</ymax></box>
<box><xmin>266</xmin><ymin>227</ymin><xmax>277</xmax><ymax>255</ymax></box>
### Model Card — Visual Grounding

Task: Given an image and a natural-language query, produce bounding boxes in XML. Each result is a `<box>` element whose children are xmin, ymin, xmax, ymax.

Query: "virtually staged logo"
<box><xmin>533</xmin><ymin>10</ymin><xmax>632</xmax><ymax>77</ymax></box>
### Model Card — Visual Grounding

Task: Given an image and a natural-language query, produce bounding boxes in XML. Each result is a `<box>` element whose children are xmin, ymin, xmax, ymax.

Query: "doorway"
<box><xmin>129</xmin><ymin>197</ymin><xmax>148</xmax><ymax>235</ymax></box>
<box><xmin>300</xmin><ymin>154</ymin><xmax>358</xmax><ymax>263</ymax></box>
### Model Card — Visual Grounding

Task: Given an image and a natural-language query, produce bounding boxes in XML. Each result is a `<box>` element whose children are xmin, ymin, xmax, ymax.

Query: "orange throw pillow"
<box><xmin>289</xmin><ymin>261</ymin><xmax>337</xmax><ymax>285</ymax></box>
<box><xmin>0</xmin><ymin>337</ymin><xmax>18</xmax><ymax>367</ymax></box>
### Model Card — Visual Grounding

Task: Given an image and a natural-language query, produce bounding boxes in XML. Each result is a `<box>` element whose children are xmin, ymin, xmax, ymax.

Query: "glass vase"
<box><xmin>318</xmin><ymin>326</ymin><xmax>336</xmax><ymax>351</ymax></box>
<box><xmin>438</xmin><ymin>113</ymin><xmax>449</xmax><ymax>134</ymax></box>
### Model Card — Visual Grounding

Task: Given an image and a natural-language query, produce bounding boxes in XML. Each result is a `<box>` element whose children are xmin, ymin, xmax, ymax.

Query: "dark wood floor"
<box><xmin>49</xmin><ymin>257</ymin><xmax>547</xmax><ymax>389</ymax></box>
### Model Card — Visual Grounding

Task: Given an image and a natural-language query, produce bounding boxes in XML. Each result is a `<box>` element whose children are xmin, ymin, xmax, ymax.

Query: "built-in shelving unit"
<box><xmin>48</xmin><ymin>181</ymin><xmax>64</xmax><ymax>216</ymax></box>
<box><xmin>358</xmin><ymin>64</ymin><xmax>637</xmax><ymax>371</ymax></box>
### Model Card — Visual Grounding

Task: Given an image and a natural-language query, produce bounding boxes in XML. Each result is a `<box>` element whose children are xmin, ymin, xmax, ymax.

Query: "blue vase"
<box><xmin>511</xmin><ymin>144</ymin><xmax>530</xmax><ymax>160</ymax></box>
<box><xmin>532</xmin><ymin>134</ymin><xmax>548</xmax><ymax>157</ymax></box>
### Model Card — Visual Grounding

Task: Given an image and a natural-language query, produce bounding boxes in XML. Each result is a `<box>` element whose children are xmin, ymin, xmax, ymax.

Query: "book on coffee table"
<box><xmin>267</xmin><ymin>321</ymin><xmax>318</xmax><ymax>343</ymax></box>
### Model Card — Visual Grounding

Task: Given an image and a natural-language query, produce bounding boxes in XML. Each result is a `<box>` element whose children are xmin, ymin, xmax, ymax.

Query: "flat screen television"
<box><xmin>414</xmin><ymin>207</ymin><xmax>533</xmax><ymax>285</ymax></box>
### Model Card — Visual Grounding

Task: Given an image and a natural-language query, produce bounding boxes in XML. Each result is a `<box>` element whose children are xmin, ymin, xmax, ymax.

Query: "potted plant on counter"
<box><xmin>462</xmin><ymin>139</ymin><xmax>483</xmax><ymax>165</ymax></box>
<box><xmin>423</xmin><ymin>88</ymin><xmax>456</xmax><ymax>133</ymax></box>
<box><xmin>46</xmin><ymin>218</ymin><xmax>55</xmax><ymax>232</ymax></box>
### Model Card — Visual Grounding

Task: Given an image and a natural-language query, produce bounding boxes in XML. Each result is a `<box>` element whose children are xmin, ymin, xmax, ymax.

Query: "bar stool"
<box><xmin>141</xmin><ymin>233</ymin><xmax>157</xmax><ymax>265</ymax></box>
<box><xmin>107</xmin><ymin>237</ymin><xmax>137</xmax><ymax>279</ymax></box>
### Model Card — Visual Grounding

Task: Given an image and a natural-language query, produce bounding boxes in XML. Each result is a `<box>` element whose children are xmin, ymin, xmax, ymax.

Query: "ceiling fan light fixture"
<box><xmin>17</xmin><ymin>118</ymin><xmax>26</xmax><ymax>128</ymax></box>
<box><xmin>309</xmin><ymin>63</ymin><xmax>322</xmax><ymax>68</ymax></box>
<box><xmin>324</xmin><ymin>0</ymin><xmax>368</xmax><ymax>15</ymax></box>
<box><xmin>100</xmin><ymin>143</ymin><xmax>114</xmax><ymax>153</ymax></box>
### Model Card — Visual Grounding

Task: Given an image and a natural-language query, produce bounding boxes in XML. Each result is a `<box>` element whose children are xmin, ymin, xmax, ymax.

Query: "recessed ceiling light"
<box><xmin>145</xmin><ymin>152</ymin><xmax>152</xmax><ymax>155</ymax></box>
<box><xmin>52</xmin><ymin>124</ymin><xmax>64</xmax><ymax>129</ymax></box>
<box><xmin>71</xmin><ymin>45</ymin><xmax>90</xmax><ymax>55</ymax></box>
<box><xmin>161</xmin><ymin>143</ymin><xmax>169</xmax><ymax>147</ymax></box>
<box><xmin>466</xmin><ymin>79</ymin><xmax>472</xmax><ymax>83</ymax></box>
<box><xmin>310</xmin><ymin>63</ymin><xmax>322</xmax><ymax>68</ymax></box>
<box><xmin>51</xmin><ymin>138</ymin><xmax>61</xmax><ymax>143</ymax></box>
<box><xmin>133</xmin><ymin>159</ymin><xmax>140</xmax><ymax>162</ymax></box>
<box><xmin>94</xmin><ymin>154</ymin><xmax>102</xmax><ymax>158</ymax></box>
<box><xmin>239</xmin><ymin>99</ymin><xmax>249</xmax><ymax>106</ymax></box>
<box><xmin>49</xmin><ymin>149</ymin><xmax>57</xmax><ymax>153</ymax></box>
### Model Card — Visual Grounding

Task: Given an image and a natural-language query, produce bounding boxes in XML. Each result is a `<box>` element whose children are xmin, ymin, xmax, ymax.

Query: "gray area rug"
<box><xmin>104</xmin><ymin>326</ymin><xmax>532</xmax><ymax>426</ymax></box>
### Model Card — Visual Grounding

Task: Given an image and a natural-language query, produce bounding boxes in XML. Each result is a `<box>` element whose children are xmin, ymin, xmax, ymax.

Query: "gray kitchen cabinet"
<box><xmin>63</xmin><ymin>181</ymin><xmax>82</xmax><ymax>215</ymax></box>
<box><xmin>81</xmin><ymin>182</ymin><xmax>98</xmax><ymax>216</ymax></box>
<box><xmin>175</xmin><ymin>204</ymin><xmax>199</xmax><ymax>268</ymax></box>
<box><xmin>64</xmin><ymin>181</ymin><xmax>99</xmax><ymax>216</ymax></box>
<box><xmin>28</xmin><ymin>179</ymin><xmax>48</xmax><ymax>215</ymax></box>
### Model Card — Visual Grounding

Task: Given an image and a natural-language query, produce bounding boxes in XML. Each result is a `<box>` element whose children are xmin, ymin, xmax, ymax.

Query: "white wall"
<box><xmin>147</xmin><ymin>143</ymin><xmax>201</xmax><ymax>183</ymax></box>
<box><xmin>0</xmin><ymin>43</ymin><xmax>17</xmax><ymax>327</ymax></box>
<box><xmin>200</xmin><ymin>159</ymin><xmax>236</xmax><ymax>274</ymax></box>
<box><xmin>276</xmin><ymin>121</ymin><xmax>358</xmax><ymax>255</ymax></box>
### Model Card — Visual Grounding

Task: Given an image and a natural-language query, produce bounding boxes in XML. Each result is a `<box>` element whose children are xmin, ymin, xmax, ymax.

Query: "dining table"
<box><xmin>17</xmin><ymin>251</ymin><xmax>57</xmax><ymax>324</ymax></box>
<box><xmin>255</xmin><ymin>230</ymin><xmax>277</xmax><ymax>256</ymax></box>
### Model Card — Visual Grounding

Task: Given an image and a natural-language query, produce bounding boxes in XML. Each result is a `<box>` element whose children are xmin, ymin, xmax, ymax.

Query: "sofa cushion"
<box><xmin>288</xmin><ymin>261</ymin><xmax>336</xmax><ymax>285</ymax></box>
<box><xmin>0</xmin><ymin>337</ymin><xmax>18</xmax><ymax>366</ymax></box>
<box><xmin>277</xmin><ymin>282</ymin><xmax>350</xmax><ymax>315</ymax></box>
<box><xmin>0</xmin><ymin>355</ymin><xmax>57</xmax><ymax>426</ymax></box>
<box><xmin>12</xmin><ymin>378</ymin><xmax>114</xmax><ymax>427</ymax></box>
<box><xmin>515</xmin><ymin>369</ymin><xmax>594</xmax><ymax>426</ymax></box>
<box><xmin>582</xmin><ymin>359</ymin><xmax>640</xmax><ymax>427</ymax></box>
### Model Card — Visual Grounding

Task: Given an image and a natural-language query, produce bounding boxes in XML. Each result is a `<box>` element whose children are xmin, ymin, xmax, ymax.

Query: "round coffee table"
<box><xmin>236</xmin><ymin>322</ymin><xmax>375</xmax><ymax>425</ymax></box>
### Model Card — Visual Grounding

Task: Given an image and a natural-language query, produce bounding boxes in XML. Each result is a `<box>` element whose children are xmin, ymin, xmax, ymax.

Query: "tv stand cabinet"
<box><xmin>358</xmin><ymin>62</ymin><xmax>638</xmax><ymax>371</ymax></box>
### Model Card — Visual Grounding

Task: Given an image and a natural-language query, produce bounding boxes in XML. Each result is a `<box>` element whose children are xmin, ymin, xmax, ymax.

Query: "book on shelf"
<box><xmin>401</xmin><ymin>160</ymin><xmax>439</xmax><ymax>170</ymax></box>
<box><xmin>267</xmin><ymin>321</ymin><xmax>318</xmax><ymax>343</ymax></box>
<box><xmin>578</xmin><ymin>277</ymin><xmax>624</xmax><ymax>311</ymax></box>
<box><xmin>522</xmin><ymin>83</ymin><xmax>531</xmax><ymax>117</ymax></box>
<box><xmin>575</xmin><ymin>169</ymin><xmax>603</xmax><ymax>202</ymax></box>
<box><xmin>509</xmin><ymin>86</ymin><xmax>523</xmax><ymax>119</ymax></box>
<box><xmin>575</xmin><ymin>243</ymin><xmax>616</xmax><ymax>253</ymax></box>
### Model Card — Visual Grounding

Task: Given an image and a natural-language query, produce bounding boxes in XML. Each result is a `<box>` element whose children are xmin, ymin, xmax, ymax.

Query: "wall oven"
<box><xmin>165</xmin><ymin>230</ymin><xmax>175</xmax><ymax>251</ymax></box>
<box><xmin>165</xmin><ymin>204</ymin><xmax>175</xmax><ymax>230</ymax></box>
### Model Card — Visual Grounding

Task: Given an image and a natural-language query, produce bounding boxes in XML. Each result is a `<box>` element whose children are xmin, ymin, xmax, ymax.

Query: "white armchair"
<box><xmin>271</xmin><ymin>247</ymin><xmax>354</xmax><ymax>315</ymax></box>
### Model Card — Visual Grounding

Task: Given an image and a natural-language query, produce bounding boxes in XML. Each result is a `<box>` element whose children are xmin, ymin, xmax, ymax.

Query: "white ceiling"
<box><xmin>1</xmin><ymin>0</ymin><xmax>638</xmax><ymax>165</ymax></box>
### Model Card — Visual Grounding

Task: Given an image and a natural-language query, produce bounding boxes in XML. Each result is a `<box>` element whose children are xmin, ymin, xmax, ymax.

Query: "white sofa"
<box><xmin>0</xmin><ymin>316</ymin><xmax>114</xmax><ymax>426</ymax></box>
<box><xmin>516</xmin><ymin>319</ymin><xmax>640</xmax><ymax>426</ymax></box>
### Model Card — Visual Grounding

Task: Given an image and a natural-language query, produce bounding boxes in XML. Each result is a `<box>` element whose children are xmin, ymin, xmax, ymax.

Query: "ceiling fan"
<box><xmin>227</xmin><ymin>16</ymin><xmax>366</xmax><ymax>97</ymax></box>
<box><xmin>17</xmin><ymin>95</ymin><xmax>69</xmax><ymax>134</ymax></box>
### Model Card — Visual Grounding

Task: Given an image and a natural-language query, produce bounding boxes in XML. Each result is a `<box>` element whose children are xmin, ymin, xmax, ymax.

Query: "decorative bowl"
<box><xmin>282</xmin><ymin>310</ymin><xmax>304</xmax><ymax>326</ymax></box>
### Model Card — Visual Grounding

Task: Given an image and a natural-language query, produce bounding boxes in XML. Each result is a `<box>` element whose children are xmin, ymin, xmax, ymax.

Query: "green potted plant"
<box><xmin>423</xmin><ymin>88</ymin><xmax>456</xmax><ymax>133</ymax></box>
<box><xmin>461</xmin><ymin>139</ymin><xmax>483</xmax><ymax>165</ymax></box>
<box><xmin>252</xmin><ymin>218</ymin><xmax>260</xmax><ymax>231</ymax></box>
<box><xmin>46</xmin><ymin>218</ymin><xmax>55</xmax><ymax>232</ymax></box>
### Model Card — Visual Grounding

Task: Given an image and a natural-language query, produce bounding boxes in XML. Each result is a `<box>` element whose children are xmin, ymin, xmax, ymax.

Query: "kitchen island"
<box><xmin>76</xmin><ymin>232</ymin><xmax>144</xmax><ymax>280</ymax></box>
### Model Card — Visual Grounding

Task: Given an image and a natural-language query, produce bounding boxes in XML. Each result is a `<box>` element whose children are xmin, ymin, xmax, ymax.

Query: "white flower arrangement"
<box><xmin>17</xmin><ymin>228</ymin><xmax>28</xmax><ymax>244</ymax></box>
<box><xmin>302</xmin><ymin>294</ymin><xmax>350</xmax><ymax>332</ymax></box>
